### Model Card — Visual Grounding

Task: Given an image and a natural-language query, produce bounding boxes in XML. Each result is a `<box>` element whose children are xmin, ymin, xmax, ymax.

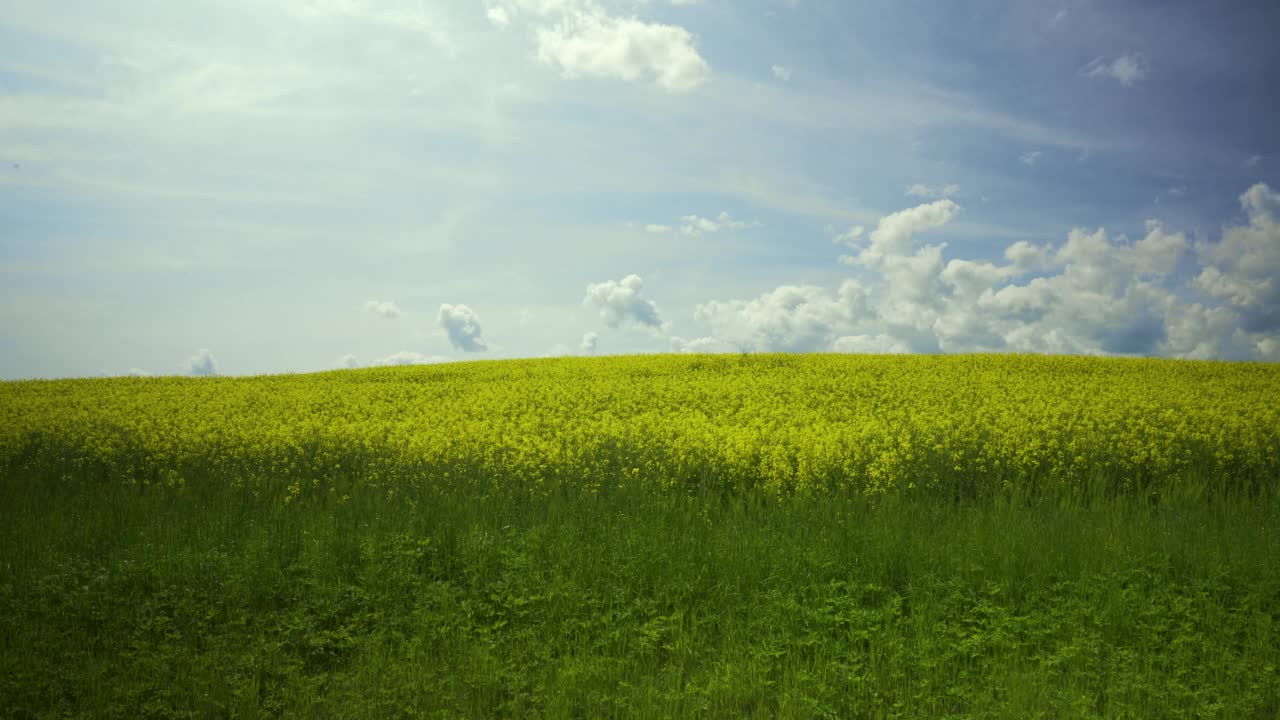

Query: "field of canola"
<box><xmin>3</xmin><ymin>353</ymin><xmax>1278</xmax><ymax>501</ymax></box>
<box><xmin>4</xmin><ymin>353</ymin><xmax>1280</xmax><ymax>717</ymax></box>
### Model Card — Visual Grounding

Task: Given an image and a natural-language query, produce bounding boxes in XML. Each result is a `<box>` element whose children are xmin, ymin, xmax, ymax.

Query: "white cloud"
<box><xmin>905</xmin><ymin>183</ymin><xmax>960</xmax><ymax>198</ymax></box>
<box><xmin>840</xmin><ymin>198</ymin><xmax>959</xmax><ymax>265</ymax></box>
<box><xmin>1245</xmin><ymin>154</ymin><xmax>1264</xmax><ymax>168</ymax></box>
<box><xmin>1257</xmin><ymin>336</ymin><xmax>1280</xmax><ymax>361</ymax></box>
<box><xmin>687</xmin><ymin>280</ymin><xmax>869</xmax><ymax>352</ymax></box>
<box><xmin>486</xmin><ymin>6</ymin><xmax>511</xmax><ymax>27</ymax></box>
<box><xmin>1020</xmin><ymin>150</ymin><xmax>1042</xmax><ymax>166</ymax></box>
<box><xmin>182</xmin><ymin>348</ymin><xmax>217</xmax><ymax>377</ymax></box>
<box><xmin>828</xmin><ymin>199</ymin><xmax>961</xmax><ymax>352</ymax></box>
<box><xmin>676</xmin><ymin>189</ymin><xmax>1276</xmax><ymax>361</ymax></box>
<box><xmin>438</xmin><ymin>303</ymin><xmax>489</xmax><ymax>352</ymax></box>
<box><xmin>953</xmin><ymin>221</ymin><xmax>1192</xmax><ymax>356</ymax></box>
<box><xmin>680</xmin><ymin>211</ymin><xmax>761</xmax><ymax>236</ymax></box>
<box><xmin>832</xmin><ymin>225</ymin><xmax>865</xmax><ymax>246</ymax></box>
<box><xmin>1192</xmin><ymin>183</ymin><xmax>1280</xmax><ymax>334</ymax></box>
<box><xmin>364</xmin><ymin>299</ymin><xmax>402</xmax><ymax>319</ymax></box>
<box><xmin>373</xmin><ymin>351</ymin><xmax>451</xmax><ymax>366</ymax></box>
<box><xmin>771</xmin><ymin>65</ymin><xmax>792</xmax><ymax>81</ymax></box>
<box><xmin>669</xmin><ymin>335</ymin><xmax>736</xmax><ymax>353</ymax></box>
<box><xmin>127</xmin><ymin>368</ymin><xmax>152</xmax><ymax>377</ymax></box>
<box><xmin>940</xmin><ymin>258</ymin><xmax>1014</xmax><ymax>299</ymax></box>
<box><xmin>1083</xmin><ymin>53</ymin><xmax>1146</xmax><ymax>86</ymax></box>
<box><xmin>833</xmin><ymin>334</ymin><xmax>910</xmax><ymax>354</ymax></box>
<box><xmin>580</xmin><ymin>331</ymin><xmax>599</xmax><ymax>354</ymax></box>
<box><xmin>1195</xmin><ymin>266</ymin><xmax>1263</xmax><ymax>308</ymax></box>
<box><xmin>518</xmin><ymin>1</ymin><xmax>711</xmax><ymax>92</ymax></box>
<box><xmin>336</xmin><ymin>354</ymin><xmax>361</xmax><ymax>369</ymax></box>
<box><xmin>644</xmin><ymin>223</ymin><xmax>672</xmax><ymax>233</ymax></box>
<box><xmin>584</xmin><ymin>274</ymin><xmax>664</xmax><ymax>329</ymax></box>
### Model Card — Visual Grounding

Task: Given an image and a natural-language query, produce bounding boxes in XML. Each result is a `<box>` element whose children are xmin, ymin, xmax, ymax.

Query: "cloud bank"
<box><xmin>673</xmin><ymin>184</ymin><xmax>1280</xmax><ymax>361</ymax></box>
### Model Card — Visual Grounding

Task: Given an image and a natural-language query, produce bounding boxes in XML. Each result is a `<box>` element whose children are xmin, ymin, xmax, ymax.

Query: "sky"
<box><xmin>2</xmin><ymin>0</ymin><xmax>1278</xmax><ymax>378</ymax></box>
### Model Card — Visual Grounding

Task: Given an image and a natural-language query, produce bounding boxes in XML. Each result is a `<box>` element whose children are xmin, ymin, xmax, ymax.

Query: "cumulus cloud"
<box><xmin>678</xmin><ymin>186</ymin><xmax>1280</xmax><ymax>361</ymax></box>
<box><xmin>580</xmin><ymin>331</ymin><xmax>599</xmax><ymax>354</ymax></box>
<box><xmin>644</xmin><ymin>223</ymin><xmax>672</xmax><ymax>233</ymax></box>
<box><xmin>833</xmin><ymin>200</ymin><xmax>960</xmax><ymax>350</ymax></box>
<box><xmin>676</xmin><ymin>198</ymin><xmax>964</xmax><ymax>356</ymax></box>
<box><xmin>1083</xmin><ymin>53</ymin><xmax>1146</xmax><ymax>86</ymax></box>
<box><xmin>1192</xmin><ymin>183</ymin><xmax>1280</xmax><ymax>334</ymax></box>
<box><xmin>1003</xmin><ymin>240</ymin><xmax>1051</xmax><ymax>273</ymax></box>
<box><xmin>680</xmin><ymin>211</ymin><xmax>761</xmax><ymax>236</ymax></box>
<box><xmin>182</xmin><ymin>348</ymin><xmax>218</xmax><ymax>377</ymax></box>
<box><xmin>495</xmin><ymin>0</ymin><xmax>710</xmax><ymax>92</ymax></box>
<box><xmin>961</xmin><ymin>221</ymin><xmax>1192</xmax><ymax>357</ymax></box>
<box><xmin>840</xmin><ymin>198</ymin><xmax>958</xmax><ymax>265</ymax></box>
<box><xmin>336</xmin><ymin>354</ymin><xmax>361</xmax><ymax>369</ymax></box>
<box><xmin>438</xmin><ymin>304</ymin><xmax>489</xmax><ymax>352</ymax></box>
<box><xmin>584</xmin><ymin>274</ymin><xmax>665</xmax><ymax>330</ymax></box>
<box><xmin>364</xmin><ymin>299</ymin><xmax>402</xmax><ymax>318</ymax></box>
<box><xmin>682</xmin><ymin>280</ymin><xmax>870</xmax><ymax>353</ymax></box>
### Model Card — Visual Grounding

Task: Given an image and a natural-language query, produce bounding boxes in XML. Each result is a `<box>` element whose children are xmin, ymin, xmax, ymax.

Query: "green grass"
<box><xmin>2</xmin><ymin>477</ymin><xmax>1278</xmax><ymax>718</ymax></box>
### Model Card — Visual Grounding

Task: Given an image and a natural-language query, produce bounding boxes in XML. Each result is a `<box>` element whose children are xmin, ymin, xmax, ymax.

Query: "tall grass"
<box><xmin>2</xmin><ymin>473</ymin><xmax>1277</xmax><ymax>718</ymax></box>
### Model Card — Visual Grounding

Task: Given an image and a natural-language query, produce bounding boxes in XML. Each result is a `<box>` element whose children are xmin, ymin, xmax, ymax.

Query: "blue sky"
<box><xmin>1</xmin><ymin>0</ymin><xmax>1278</xmax><ymax>378</ymax></box>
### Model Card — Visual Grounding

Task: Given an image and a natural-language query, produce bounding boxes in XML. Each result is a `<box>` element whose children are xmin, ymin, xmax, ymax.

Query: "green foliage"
<box><xmin>1</xmin><ymin>484</ymin><xmax>1278</xmax><ymax>718</ymax></box>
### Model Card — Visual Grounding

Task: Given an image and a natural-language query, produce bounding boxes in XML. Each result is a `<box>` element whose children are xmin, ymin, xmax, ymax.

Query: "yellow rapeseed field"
<box><xmin>2</xmin><ymin>354</ymin><xmax>1278</xmax><ymax>500</ymax></box>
